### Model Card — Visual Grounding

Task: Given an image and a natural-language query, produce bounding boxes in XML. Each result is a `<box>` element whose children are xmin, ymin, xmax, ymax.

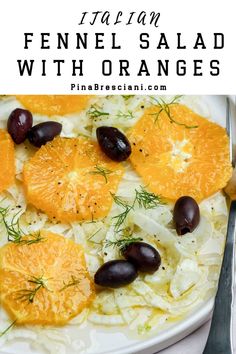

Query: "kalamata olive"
<box><xmin>94</xmin><ymin>260</ymin><xmax>137</xmax><ymax>288</ymax></box>
<box><xmin>173</xmin><ymin>196</ymin><xmax>200</xmax><ymax>235</ymax></box>
<box><xmin>96</xmin><ymin>126</ymin><xmax>131</xmax><ymax>162</ymax></box>
<box><xmin>7</xmin><ymin>108</ymin><xmax>33</xmax><ymax>144</ymax></box>
<box><xmin>27</xmin><ymin>122</ymin><xmax>62</xmax><ymax>147</ymax></box>
<box><xmin>122</xmin><ymin>242</ymin><xmax>161</xmax><ymax>273</ymax></box>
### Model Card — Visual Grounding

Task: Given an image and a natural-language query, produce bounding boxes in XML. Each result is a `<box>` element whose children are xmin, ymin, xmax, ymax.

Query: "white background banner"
<box><xmin>0</xmin><ymin>0</ymin><xmax>235</xmax><ymax>94</ymax></box>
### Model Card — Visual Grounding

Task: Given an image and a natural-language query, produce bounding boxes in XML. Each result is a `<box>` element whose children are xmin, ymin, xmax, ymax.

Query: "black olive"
<box><xmin>7</xmin><ymin>108</ymin><xmax>33</xmax><ymax>144</ymax></box>
<box><xmin>122</xmin><ymin>242</ymin><xmax>161</xmax><ymax>273</ymax></box>
<box><xmin>27</xmin><ymin>122</ymin><xmax>62</xmax><ymax>147</ymax></box>
<box><xmin>96</xmin><ymin>126</ymin><xmax>131</xmax><ymax>162</ymax></box>
<box><xmin>94</xmin><ymin>260</ymin><xmax>137</xmax><ymax>288</ymax></box>
<box><xmin>173</xmin><ymin>196</ymin><xmax>200</xmax><ymax>235</ymax></box>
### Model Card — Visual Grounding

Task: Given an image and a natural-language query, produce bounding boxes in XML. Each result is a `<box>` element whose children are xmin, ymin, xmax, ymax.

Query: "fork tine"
<box><xmin>226</xmin><ymin>97</ymin><xmax>234</xmax><ymax>167</ymax></box>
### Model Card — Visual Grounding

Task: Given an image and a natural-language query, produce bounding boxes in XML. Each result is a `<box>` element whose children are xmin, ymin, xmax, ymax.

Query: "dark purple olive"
<box><xmin>7</xmin><ymin>108</ymin><xmax>33</xmax><ymax>144</ymax></box>
<box><xmin>27</xmin><ymin>121</ymin><xmax>62</xmax><ymax>147</ymax></box>
<box><xmin>96</xmin><ymin>126</ymin><xmax>131</xmax><ymax>162</ymax></box>
<box><xmin>94</xmin><ymin>260</ymin><xmax>137</xmax><ymax>288</ymax></box>
<box><xmin>173</xmin><ymin>196</ymin><xmax>200</xmax><ymax>235</ymax></box>
<box><xmin>122</xmin><ymin>242</ymin><xmax>161</xmax><ymax>273</ymax></box>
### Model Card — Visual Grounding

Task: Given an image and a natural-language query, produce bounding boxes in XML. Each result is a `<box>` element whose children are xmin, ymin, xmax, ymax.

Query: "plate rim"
<box><xmin>0</xmin><ymin>95</ymin><xmax>233</xmax><ymax>354</ymax></box>
<box><xmin>103</xmin><ymin>298</ymin><xmax>214</xmax><ymax>354</ymax></box>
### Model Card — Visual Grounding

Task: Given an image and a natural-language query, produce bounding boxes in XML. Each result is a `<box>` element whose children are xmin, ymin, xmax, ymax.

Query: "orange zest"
<box><xmin>128</xmin><ymin>104</ymin><xmax>232</xmax><ymax>201</ymax></box>
<box><xmin>16</xmin><ymin>95</ymin><xmax>93</xmax><ymax>116</ymax></box>
<box><xmin>0</xmin><ymin>231</ymin><xmax>94</xmax><ymax>325</ymax></box>
<box><xmin>23</xmin><ymin>137</ymin><xmax>124</xmax><ymax>222</ymax></box>
<box><xmin>0</xmin><ymin>129</ymin><xmax>15</xmax><ymax>193</ymax></box>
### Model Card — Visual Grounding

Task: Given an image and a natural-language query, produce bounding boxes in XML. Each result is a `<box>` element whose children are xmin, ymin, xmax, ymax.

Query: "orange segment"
<box><xmin>128</xmin><ymin>104</ymin><xmax>232</xmax><ymax>201</ymax></box>
<box><xmin>16</xmin><ymin>95</ymin><xmax>93</xmax><ymax>116</ymax></box>
<box><xmin>0</xmin><ymin>129</ymin><xmax>15</xmax><ymax>192</ymax></box>
<box><xmin>23</xmin><ymin>137</ymin><xmax>124</xmax><ymax>222</ymax></box>
<box><xmin>0</xmin><ymin>231</ymin><xmax>94</xmax><ymax>325</ymax></box>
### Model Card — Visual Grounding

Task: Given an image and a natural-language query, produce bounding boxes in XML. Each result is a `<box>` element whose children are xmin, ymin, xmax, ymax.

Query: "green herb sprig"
<box><xmin>150</xmin><ymin>96</ymin><xmax>198</xmax><ymax>129</ymax></box>
<box><xmin>135</xmin><ymin>186</ymin><xmax>165</xmax><ymax>209</ymax></box>
<box><xmin>0</xmin><ymin>320</ymin><xmax>17</xmax><ymax>338</ymax></box>
<box><xmin>87</xmin><ymin>227</ymin><xmax>102</xmax><ymax>244</ymax></box>
<box><xmin>16</xmin><ymin>275</ymin><xmax>49</xmax><ymax>303</ymax></box>
<box><xmin>111</xmin><ymin>187</ymin><xmax>164</xmax><ymax>231</ymax></box>
<box><xmin>111</xmin><ymin>194</ymin><xmax>134</xmax><ymax>231</ymax></box>
<box><xmin>87</xmin><ymin>105</ymin><xmax>109</xmax><ymax>118</ymax></box>
<box><xmin>60</xmin><ymin>275</ymin><xmax>81</xmax><ymax>292</ymax></box>
<box><xmin>122</xmin><ymin>95</ymin><xmax>134</xmax><ymax>101</ymax></box>
<box><xmin>105</xmin><ymin>235</ymin><xmax>143</xmax><ymax>251</ymax></box>
<box><xmin>116</xmin><ymin>110</ymin><xmax>134</xmax><ymax>119</ymax></box>
<box><xmin>0</xmin><ymin>207</ymin><xmax>43</xmax><ymax>245</ymax></box>
<box><xmin>89</xmin><ymin>165</ymin><xmax>113</xmax><ymax>184</ymax></box>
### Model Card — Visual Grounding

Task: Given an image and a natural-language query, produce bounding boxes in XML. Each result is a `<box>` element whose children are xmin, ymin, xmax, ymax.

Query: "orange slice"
<box><xmin>128</xmin><ymin>104</ymin><xmax>232</xmax><ymax>201</ymax></box>
<box><xmin>0</xmin><ymin>231</ymin><xmax>94</xmax><ymax>325</ymax></box>
<box><xmin>0</xmin><ymin>129</ymin><xmax>15</xmax><ymax>193</ymax></box>
<box><xmin>16</xmin><ymin>95</ymin><xmax>93</xmax><ymax>116</ymax></box>
<box><xmin>23</xmin><ymin>137</ymin><xmax>124</xmax><ymax>222</ymax></box>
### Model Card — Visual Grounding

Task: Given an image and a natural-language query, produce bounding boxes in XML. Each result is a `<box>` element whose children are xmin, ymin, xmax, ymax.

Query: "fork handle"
<box><xmin>203</xmin><ymin>200</ymin><xmax>236</xmax><ymax>354</ymax></box>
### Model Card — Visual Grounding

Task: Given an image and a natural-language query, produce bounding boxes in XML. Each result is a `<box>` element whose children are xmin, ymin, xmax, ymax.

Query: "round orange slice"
<box><xmin>0</xmin><ymin>231</ymin><xmax>94</xmax><ymax>325</ymax></box>
<box><xmin>0</xmin><ymin>129</ymin><xmax>15</xmax><ymax>193</ymax></box>
<box><xmin>16</xmin><ymin>95</ymin><xmax>93</xmax><ymax>116</ymax></box>
<box><xmin>23</xmin><ymin>137</ymin><xmax>124</xmax><ymax>222</ymax></box>
<box><xmin>128</xmin><ymin>104</ymin><xmax>232</xmax><ymax>201</ymax></box>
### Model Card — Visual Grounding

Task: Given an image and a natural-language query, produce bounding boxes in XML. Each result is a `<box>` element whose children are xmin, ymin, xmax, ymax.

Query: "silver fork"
<box><xmin>203</xmin><ymin>97</ymin><xmax>236</xmax><ymax>354</ymax></box>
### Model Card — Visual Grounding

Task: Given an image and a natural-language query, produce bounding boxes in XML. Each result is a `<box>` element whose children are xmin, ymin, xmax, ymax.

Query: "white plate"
<box><xmin>0</xmin><ymin>95</ymin><xmax>234</xmax><ymax>354</ymax></box>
